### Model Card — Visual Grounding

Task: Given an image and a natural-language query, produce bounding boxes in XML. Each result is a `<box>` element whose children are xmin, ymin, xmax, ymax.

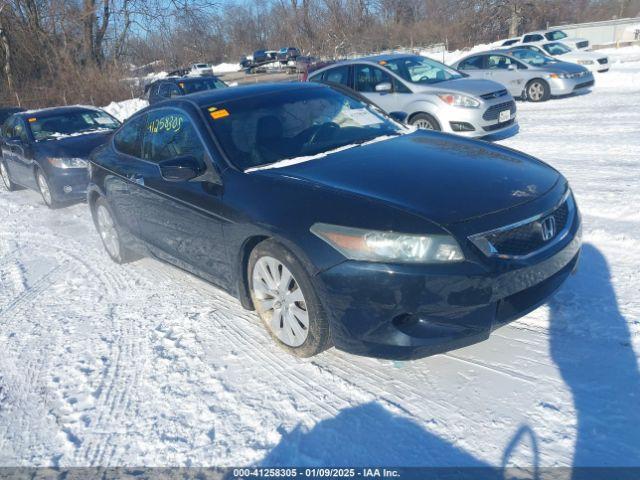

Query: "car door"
<box><xmin>4</xmin><ymin>117</ymin><xmax>35</xmax><ymax>188</ymax></box>
<box><xmin>105</xmin><ymin>113</ymin><xmax>149</xmax><ymax>235</ymax></box>
<box><xmin>456</xmin><ymin>55</ymin><xmax>486</xmax><ymax>80</ymax></box>
<box><xmin>484</xmin><ymin>55</ymin><xmax>526</xmax><ymax>97</ymax></box>
<box><xmin>134</xmin><ymin>107</ymin><xmax>231</xmax><ymax>285</ymax></box>
<box><xmin>353</xmin><ymin>63</ymin><xmax>409</xmax><ymax>114</ymax></box>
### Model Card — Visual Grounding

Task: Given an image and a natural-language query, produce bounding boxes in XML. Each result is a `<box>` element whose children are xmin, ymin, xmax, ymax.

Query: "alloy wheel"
<box><xmin>37</xmin><ymin>171</ymin><xmax>52</xmax><ymax>206</ymax></box>
<box><xmin>413</xmin><ymin>118</ymin><xmax>435</xmax><ymax>130</ymax></box>
<box><xmin>528</xmin><ymin>82</ymin><xmax>545</xmax><ymax>102</ymax></box>
<box><xmin>252</xmin><ymin>256</ymin><xmax>309</xmax><ymax>347</ymax></box>
<box><xmin>96</xmin><ymin>204</ymin><xmax>120</xmax><ymax>259</ymax></box>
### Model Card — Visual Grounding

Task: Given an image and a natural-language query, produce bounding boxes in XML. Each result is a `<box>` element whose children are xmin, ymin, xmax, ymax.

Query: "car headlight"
<box><xmin>437</xmin><ymin>93</ymin><xmax>480</xmax><ymax>108</ymax></box>
<box><xmin>576</xmin><ymin>60</ymin><xmax>594</xmax><ymax>65</ymax></box>
<box><xmin>48</xmin><ymin>157</ymin><xmax>89</xmax><ymax>169</ymax></box>
<box><xmin>311</xmin><ymin>223</ymin><xmax>464</xmax><ymax>264</ymax></box>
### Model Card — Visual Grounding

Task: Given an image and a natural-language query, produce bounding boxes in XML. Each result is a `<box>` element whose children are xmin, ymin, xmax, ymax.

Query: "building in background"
<box><xmin>551</xmin><ymin>17</ymin><xmax>640</xmax><ymax>48</ymax></box>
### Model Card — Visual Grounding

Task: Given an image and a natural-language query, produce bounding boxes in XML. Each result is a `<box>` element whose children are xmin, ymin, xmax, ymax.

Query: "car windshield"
<box><xmin>206</xmin><ymin>86</ymin><xmax>405</xmax><ymax>171</ymax></box>
<box><xmin>382</xmin><ymin>56</ymin><xmax>464</xmax><ymax>84</ymax></box>
<box><xmin>180</xmin><ymin>78</ymin><xmax>227</xmax><ymax>94</ymax></box>
<box><xmin>28</xmin><ymin>110</ymin><xmax>120</xmax><ymax>141</ymax></box>
<box><xmin>511</xmin><ymin>49</ymin><xmax>557</xmax><ymax>66</ymax></box>
<box><xmin>546</xmin><ymin>31</ymin><xmax>568</xmax><ymax>41</ymax></box>
<box><xmin>542</xmin><ymin>42</ymin><xmax>572</xmax><ymax>55</ymax></box>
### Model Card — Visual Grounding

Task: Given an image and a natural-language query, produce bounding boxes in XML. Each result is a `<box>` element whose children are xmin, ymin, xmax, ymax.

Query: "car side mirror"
<box><xmin>375</xmin><ymin>82</ymin><xmax>393</xmax><ymax>93</ymax></box>
<box><xmin>158</xmin><ymin>155</ymin><xmax>203</xmax><ymax>182</ymax></box>
<box><xmin>508</xmin><ymin>64</ymin><xmax>517</xmax><ymax>71</ymax></box>
<box><xmin>388</xmin><ymin>111</ymin><xmax>408</xmax><ymax>124</ymax></box>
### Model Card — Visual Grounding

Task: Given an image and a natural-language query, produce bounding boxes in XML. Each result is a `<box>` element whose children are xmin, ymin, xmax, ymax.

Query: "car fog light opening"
<box><xmin>450</xmin><ymin>121</ymin><xmax>475</xmax><ymax>132</ymax></box>
<box><xmin>311</xmin><ymin>223</ymin><xmax>464</xmax><ymax>264</ymax></box>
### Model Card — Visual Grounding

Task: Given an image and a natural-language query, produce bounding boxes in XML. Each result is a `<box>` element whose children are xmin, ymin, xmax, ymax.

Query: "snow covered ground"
<box><xmin>0</xmin><ymin>51</ymin><xmax>639</xmax><ymax>469</ymax></box>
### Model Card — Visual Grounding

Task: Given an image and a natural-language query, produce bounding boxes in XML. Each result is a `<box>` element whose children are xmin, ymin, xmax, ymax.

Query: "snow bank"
<box><xmin>102</xmin><ymin>98</ymin><xmax>148</xmax><ymax>122</ymax></box>
<box><xmin>212</xmin><ymin>63</ymin><xmax>240</xmax><ymax>74</ymax></box>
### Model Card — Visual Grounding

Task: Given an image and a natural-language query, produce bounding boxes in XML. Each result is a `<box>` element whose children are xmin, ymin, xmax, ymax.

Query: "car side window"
<box><xmin>487</xmin><ymin>55</ymin><xmax>516</xmax><ymax>70</ymax></box>
<box><xmin>14</xmin><ymin>120</ymin><xmax>29</xmax><ymax>142</ymax></box>
<box><xmin>323</xmin><ymin>65</ymin><xmax>350</xmax><ymax>87</ymax></box>
<box><xmin>2</xmin><ymin>117</ymin><xmax>16</xmax><ymax>138</ymax></box>
<box><xmin>458</xmin><ymin>56</ymin><xmax>484</xmax><ymax>70</ymax></box>
<box><xmin>142</xmin><ymin>109</ymin><xmax>205</xmax><ymax>166</ymax></box>
<box><xmin>523</xmin><ymin>34</ymin><xmax>543</xmax><ymax>43</ymax></box>
<box><xmin>113</xmin><ymin>114</ymin><xmax>146</xmax><ymax>158</ymax></box>
<box><xmin>354</xmin><ymin>65</ymin><xmax>392</xmax><ymax>93</ymax></box>
<box><xmin>159</xmin><ymin>83</ymin><xmax>181</xmax><ymax>98</ymax></box>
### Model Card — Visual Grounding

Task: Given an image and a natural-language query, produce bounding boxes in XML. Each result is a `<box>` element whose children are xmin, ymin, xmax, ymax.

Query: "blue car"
<box><xmin>0</xmin><ymin>106</ymin><xmax>120</xmax><ymax>207</ymax></box>
<box><xmin>87</xmin><ymin>83</ymin><xmax>581</xmax><ymax>359</ymax></box>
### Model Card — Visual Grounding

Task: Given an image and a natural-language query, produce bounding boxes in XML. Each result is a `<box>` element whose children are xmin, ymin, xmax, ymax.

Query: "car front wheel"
<box><xmin>249</xmin><ymin>239</ymin><xmax>332</xmax><ymax>357</ymax></box>
<box><xmin>409</xmin><ymin>113</ymin><xmax>441</xmax><ymax>131</ymax></box>
<box><xmin>526</xmin><ymin>79</ymin><xmax>550</xmax><ymax>102</ymax></box>
<box><xmin>36</xmin><ymin>168</ymin><xmax>58</xmax><ymax>208</ymax></box>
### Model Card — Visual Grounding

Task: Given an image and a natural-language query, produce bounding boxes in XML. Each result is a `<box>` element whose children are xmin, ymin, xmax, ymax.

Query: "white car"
<box><xmin>189</xmin><ymin>63</ymin><xmax>214</xmax><ymax>76</ymax></box>
<box><xmin>519</xmin><ymin>29</ymin><xmax>590</xmax><ymax>51</ymax></box>
<box><xmin>514</xmin><ymin>42</ymin><xmax>609</xmax><ymax>73</ymax></box>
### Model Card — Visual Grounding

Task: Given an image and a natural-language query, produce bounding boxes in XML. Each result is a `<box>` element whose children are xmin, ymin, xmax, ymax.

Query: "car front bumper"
<box><xmin>48</xmin><ymin>168</ymin><xmax>89</xmax><ymax>202</ymax></box>
<box><xmin>549</xmin><ymin>73</ymin><xmax>595</xmax><ymax>95</ymax></box>
<box><xmin>437</xmin><ymin>99</ymin><xmax>518</xmax><ymax>139</ymax></box>
<box><xmin>314</xmin><ymin>206</ymin><xmax>582</xmax><ymax>360</ymax></box>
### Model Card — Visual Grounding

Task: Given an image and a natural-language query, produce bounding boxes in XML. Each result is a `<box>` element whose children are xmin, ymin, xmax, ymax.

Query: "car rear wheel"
<box><xmin>526</xmin><ymin>80</ymin><xmax>550</xmax><ymax>102</ymax></box>
<box><xmin>93</xmin><ymin>197</ymin><xmax>135</xmax><ymax>264</ymax></box>
<box><xmin>409</xmin><ymin>113</ymin><xmax>441</xmax><ymax>131</ymax></box>
<box><xmin>0</xmin><ymin>160</ymin><xmax>18</xmax><ymax>191</ymax></box>
<box><xmin>36</xmin><ymin>168</ymin><xmax>58</xmax><ymax>208</ymax></box>
<box><xmin>249</xmin><ymin>239</ymin><xmax>332</xmax><ymax>357</ymax></box>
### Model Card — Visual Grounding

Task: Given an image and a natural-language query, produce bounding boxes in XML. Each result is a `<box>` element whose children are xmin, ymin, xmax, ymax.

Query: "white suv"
<box><xmin>520</xmin><ymin>29</ymin><xmax>590</xmax><ymax>51</ymax></box>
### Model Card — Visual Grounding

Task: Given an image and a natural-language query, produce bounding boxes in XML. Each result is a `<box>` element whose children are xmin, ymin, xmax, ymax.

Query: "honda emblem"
<box><xmin>541</xmin><ymin>216</ymin><xmax>556</xmax><ymax>241</ymax></box>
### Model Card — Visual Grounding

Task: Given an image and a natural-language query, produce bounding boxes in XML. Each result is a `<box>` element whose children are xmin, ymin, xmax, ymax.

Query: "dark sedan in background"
<box><xmin>145</xmin><ymin>76</ymin><xmax>228</xmax><ymax>105</ymax></box>
<box><xmin>87</xmin><ymin>83</ymin><xmax>581</xmax><ymax>359</ymax></box>
<box><xmin>0</xmin><ymin>105</ymin><xmax>120</xmax><ymax>207</ymax></box>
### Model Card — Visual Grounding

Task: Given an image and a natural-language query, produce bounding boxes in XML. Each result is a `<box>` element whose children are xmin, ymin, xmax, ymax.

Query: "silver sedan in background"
<box><xmin>451</xmin><ymin>48</ymin><xmax>594</xmax><ymax>102</ymax></box>
<box><xmin>308</xmin><ymin>54</ymin><xmax>518</xmax><ymax>138</ymax></box>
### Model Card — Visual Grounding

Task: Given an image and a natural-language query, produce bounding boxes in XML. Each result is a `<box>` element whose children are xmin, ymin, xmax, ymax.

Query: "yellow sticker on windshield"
<box><xmin>28</xmin><ymin>117</ymin><xmax>37</xmax><ymax>123</ymax></box>
<box><xmin>210</xmin><ymin>109</ymin><xmax>229</xmax><ymax>120</ymax></box>
<box><xmin>378</xmin><ymin>60</ymin><xmax>387</xmax><ymax>65</ymax></box>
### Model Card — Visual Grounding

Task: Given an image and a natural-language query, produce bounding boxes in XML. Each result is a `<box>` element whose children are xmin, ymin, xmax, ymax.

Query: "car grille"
<box><xmin>480</xmin><ymin>89</ymin><xmax>509</xmax><ymax>100</ymax></box>
<box><xmin>574</xmin><ymin>80</ymin><xmax>595</xmax><ymax>90</ymax></box>
<box><xmin>469</xmin><ymin>193</ymin><xmax>575</xmax><ymax>258</ymax></box>
<box><xmin>482</xmin><ymin>118</ymin><xmax>515</xmax><ymax>132</ymax></box>
<box><xmin>576</xmin><ymin>40</ymin><xmax>589</xmax><ymax>49</ymax></box>
<box><xmin>597</xmin><ymin>58</ymin><xmax>608</xmax><ymax>65</ymax></box>
<box><xmin>482</xmin><ymin>100</ymin><xmax>516</xmax><ymax>121</ymax></box>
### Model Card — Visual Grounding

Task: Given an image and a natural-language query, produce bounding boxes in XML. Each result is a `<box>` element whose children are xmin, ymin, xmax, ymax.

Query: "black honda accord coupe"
<box><xmin>87</xmin><ymin>82</ymin><xmax>581</xmax><ymax>359</ymax></box>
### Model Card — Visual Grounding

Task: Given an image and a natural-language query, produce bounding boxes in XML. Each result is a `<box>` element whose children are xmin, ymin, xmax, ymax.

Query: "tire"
<box><xmin>248</xmin><ymin>239</ymin><xmax>332</xmax><ymax>357</ymax></box>
<box><xmin>35</xmin><ymin>167</ymin><xmax>59</xmax><ymax>208</ymax></box>
<box><xmin>526</xmin><ymin>79</ymin><xmax>550</xmax><ymax>102</ymax></box>
<box><xmin>0</xmin><ymin>160</ymin><xmax>18</xmax><ymax>191</ymax></box>
<box><xmin>92</xmin><ymin>196</ymin><xmax>136</xmax><ymax>264</ymax></box>
<box><xmin>409</xmin><ymin>112</ymin><xmax>441</xmax><ymax>131</ymax></box>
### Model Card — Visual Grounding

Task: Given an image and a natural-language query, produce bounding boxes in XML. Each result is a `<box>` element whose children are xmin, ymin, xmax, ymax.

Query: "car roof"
<box><xmin>16</xmin><ymin>105</ymin><xmax>102</xmax><ymax>118</ymax></box>
<box><xmin>359</xmin><ymin>53</ymin><xmax>420</xmax><ymax>63</ymax></box>
<box><xmin>143</xmin><ymin>82</ymin><xmax>327</xmax><ymax>113</ymax></box>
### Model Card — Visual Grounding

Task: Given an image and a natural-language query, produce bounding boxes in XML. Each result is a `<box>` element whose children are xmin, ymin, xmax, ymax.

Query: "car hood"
<box><xmin>37</xmin><ymin>131</ymin><xmax>114</xmax><ymax>158</ymax></box>
<box><xmin>254</xmin><ymin>132</ymin><xmax>561</xmax><ymax>225</ymax></box>
<box><xmin>412</xmin><ymin>78</ymin><xmax>508</xmax><ymax>96</ymax></box>
<box><xmin>562</xmin><ymin>50</ymin><xmax>606</xmax><ymax>61</ymax></box>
